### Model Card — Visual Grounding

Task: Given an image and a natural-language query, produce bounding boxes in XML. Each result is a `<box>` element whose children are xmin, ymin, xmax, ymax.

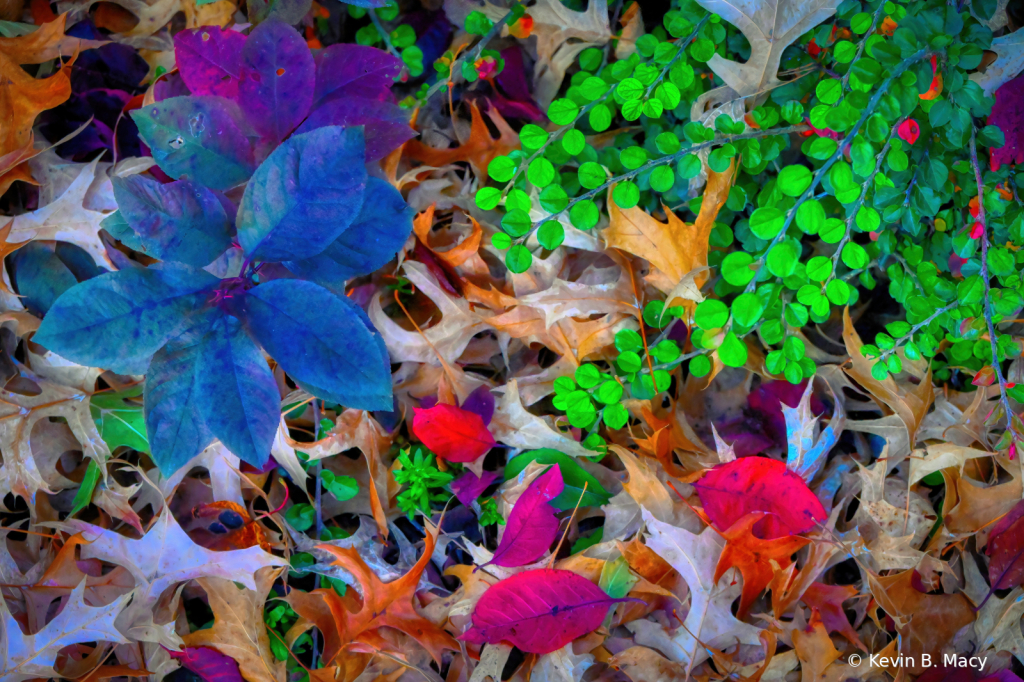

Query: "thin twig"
<box><xmin>424</xmin><ymin>6</ymin><xmax>518</xmax><ymax>101</ymax></box>
<box><xmin>970</xmin><ymin>126</ymin><xmax>1015</xmax><ymax>429</ymax></box>
<box><xmin>368</xmin><ymin>9</ymin><xmax>401</xmax><ymax>60</ymax></box>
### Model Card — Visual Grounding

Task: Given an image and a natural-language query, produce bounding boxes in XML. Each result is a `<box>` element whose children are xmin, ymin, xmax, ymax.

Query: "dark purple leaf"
<box><xmin>451</xmin><ymin>470</ymin><xmax>499</xmax><ymax>507</ymax></box>
<box><xmin>175</xmin><ymin>26</ymin><xmax>247</xmax><ymax>99</ymax></box>
<box><xmin>490</xmin><ymin>465</ymin><xmax>563</xmax><ymax>567</ymax></box>
<box><xmin>167</xmin><ymin>646</ymin><xmax>244</xmax><ymax>682</ymax></box>
<box><xmin>312</xmin><ymin>44</ymin><xmax>401</xmax><ymax>108</ymax></box>
<box><xmin>238</xmin><ymin>18</ymin><xmax>314</xmax><ymax>144</ymax></box>
<box><xmin>989</xmin><ymin>72</ymin><xmax>1024</xmax><ymax>171</ymax></box>
<box><xmin>987</xmin><ymin>498</ymin><xmax>1024</xmax><ymax>593</ymax></box>
<box><xmin>461</xmin><ymin>385</ymin><xmax>496</xmax><ymax>425</ymax></box>
<box><xmin>297</xmin><ymin>98</ymin><xmax>415</xmax><ymax>161</ymax></box>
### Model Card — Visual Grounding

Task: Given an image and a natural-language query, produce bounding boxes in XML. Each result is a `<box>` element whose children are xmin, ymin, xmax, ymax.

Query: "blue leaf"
<box><xmin>131</xmin><ymin>96</ymin><xmax>256</xmax><ymax>190</ymax></box>
<box><xmin>238</xmin><ymin>279</ymin><xmax>392</xmax><ymax>410</ymax></box>
<box><xmin>283</xmin><ymin>177</ymin><xmax>413</xmax><ymax>293</ymax></box>
<box><xmin>102</xmin><ymin>211</ymin><xmax>146</xmax><ymax>252</ymax></box>
<box><xmin>10</xmin><ymin>243</ymin><xmax>80</xmax><ymax>316</ymax></box>
<box><xmin>112</xmin><ymin>175</ymin><xmax>233</xmax><ymax>267</ymax></box>
<box><xmin>236</xmin><ymin>126</ymin><xmax>367</xmax><ymax>262</ymax></box>
<box><xmin>145</xmin><ymin>326</ymin><xmax>215</xmax><ymax>476</ymax></box>
<box><xmin>195</xmin><ymin>315</ymin><xmax>278</xmax><ymax>467</ymax></box>
<box><xmin>34</xmin><ymin>264</ymin><xmax>219</xmax><ymax>375</ymax></box>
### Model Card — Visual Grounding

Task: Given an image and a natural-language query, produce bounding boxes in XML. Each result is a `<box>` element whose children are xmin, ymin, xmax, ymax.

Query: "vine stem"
<box><xmin>524</xmin><ymin>123</ymin><xmax>811</xmax><ymax>237</ymax></box>
<box><xmin>424</xmin><ymin>6</ymin><xmax>518</xmax><ymax>101</ymax></box>
<box><xmin>743</xmin><ymin>47</ymin><xmax>937</xmax><ymax>299</ymax></box>
<box><xmin>970</xmin><ymin>126</ymin><xmax>1015</xmax><ymax>430</ymax></box>
<box><xmin>877</xmin><ymin>301</ymin><xmax>957</xmax><ymax>363</ymax></box>
<box><xmin>368</xmin><ymin>10</ymin><xmax>401</xmax><ymax>60</ymax></box>
<box><xmin>310</xmin><ymin>397</ymin><xmax>323</xmax><ymax>669</ymax></box>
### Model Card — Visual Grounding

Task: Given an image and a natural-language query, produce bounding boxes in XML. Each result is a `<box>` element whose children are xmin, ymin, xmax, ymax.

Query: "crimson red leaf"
<box><xmin>412</xmin><ymin>403</ymin><xmax>496</xmax><ymax>463</ymax></box>
<box><xmin>693</xmin><ymin>457</ymin><xmax>826</xmax><ymax>539</ymax></box>
<box><xmin>987</xmin><ymin>498</ymin><xmax>1024</xmax><ymax>593</ymax></box>
<box><xmin>461</xmin><ymin>568</ymin><xmax>634</xmax><ymax>653</ymax></box>
<box><xmin>490</xmin><ymin>465</ymin><xmax>563</xmax><ymax>567</ymax></box>
<box><xmin>897</xmin><ymin>119</ymin><xmax>920</xmax><ymax>144</ymax></box>
<box><xmin>166</xmin><ymin>646</ymin><xmax>243</xmax><ymax>682</ymax></box>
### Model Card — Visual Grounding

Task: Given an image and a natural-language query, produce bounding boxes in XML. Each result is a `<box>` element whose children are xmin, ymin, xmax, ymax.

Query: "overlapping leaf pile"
<box><xmin>3</xmin><ymin>0</ymin><xmax>1024</xmax><ymax>681</ymax></box>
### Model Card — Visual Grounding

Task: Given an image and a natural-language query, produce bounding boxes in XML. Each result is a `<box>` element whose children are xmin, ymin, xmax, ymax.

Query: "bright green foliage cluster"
<box><xmin>553</xmin><ymin>322</ymin><xmax>684</xmax><ymax>444</ymax></box>
<box><xmin>394</xmin><ymin>447</ymin><xmax>455</xmax><ymax>517</ymax></box>
<box><xmin>473</xmin><ymin>0</ymin><xmax>1023</xmax><ymax>401</ymax></box>
<box><xmin>350</xmin><ymin>1</ymin><xmax>424</xmax><ymax>76</ymax></box>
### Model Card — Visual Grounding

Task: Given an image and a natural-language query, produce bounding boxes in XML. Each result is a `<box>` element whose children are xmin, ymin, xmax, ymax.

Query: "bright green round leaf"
<box><xmin>718</xmin><ymin>332</ymin><xmax>748</xmax><ymax>367</ymax></box>
<box><xmin>505</xmin><ymin>245</ymin><xmax>532</xmax><ymax>273</ymax></box>
<box><xmin>749</xmin><ymin>207</ymin><xmax>786</xmax><ymax>239</ymax></box>
<box><xmin>777</xmin><ymin>165</ymin><xmax>813</xmax><ymax>197</ymax></box>
<box><xmin>690</xmin><ymin>354</ymin><xmax>711</xmax><ymax>377</ymax></box>
<box><xmin>722</xmin><ymin>252</ymin><xmax>756</xmax><ymax>286</ymax></box>
<box><xmin>475</xmin><ymin>187</ymin><xmax>501</xmax><ymax>211</ymax></box>
<box><xmin>612</xmin><ymin>182</ymin><xmax>640</xmax><ymax>209</ymax></box>
<box><xmin>805</xmin><ymin>256</ymin><xmax>833</xmax><ymax>282</ymax></box>
<box><xmin>695</xmin><ymin>299</ymin><xmax>729</xmax><ymax>330</ymax></box>
<box><xmin>537</xmin><ymin>221</ymin><xmax>565</xmax><ymax>250</ymax></box>
<box><xmin>569</xmin><ymin>200</ymin><xmax>600</xmax><ymax>229</ymax></box>
<box><xmin>731</xmin><ymin>292</ymin><xmax>764</xmax><ymax>327</ymax></box>
<box><xmin>562</xmin><ymin>129</ymin><xmax>586</xmax><ymax>155</ymax></box>
<box><xmin>650</xmin><ymin>165</ymin><xmax>675</xmax><ymax>193</ymax></box>
<box><xmin>520</xmin><ymin>124</ymin><xmax>549</xmax><ymax>150</ymax></box>
<box><xmin>527</xmin><ymin>157</ymin><xmax>555</xmax><ymax>187</ymax></box>
<box><xmin>488</xmin><ymin>156</ymin><xmax>515</xmax><ymax>182</ymax></box>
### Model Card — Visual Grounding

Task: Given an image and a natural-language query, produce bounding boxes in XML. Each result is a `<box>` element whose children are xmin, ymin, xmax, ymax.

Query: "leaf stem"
<box><xmin>877</xmin><ymin>301</ymin><xmax>957</xmax><ymax>362</ymax></box>
<box><xmin>425</xmin><ymin>6</ymin><xmax>519</xmax><ymax>101</ymax></box>
<box><xmin>368</xmin><ymin>10</ymin><xmax>401</xmax><ymax>60</ymax></box>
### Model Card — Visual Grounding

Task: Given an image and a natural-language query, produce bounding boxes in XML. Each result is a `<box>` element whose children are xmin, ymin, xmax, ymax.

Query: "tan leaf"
<box><xmin>184</xmin><ymin>568</ymin><xmax>286</xmax><ymax>682</ymax></box>
<box><xmin>490</xmin><ymin>379</ymin><xmax>592</xmax><ymax>457</ymax></box>
<box><xmin>970</xmin><ymin>28</ymin><xmax>1024</xmax><ymax>96</ymax></box>
<box><xmin>694</xmin><ymin>0</ymin><xmax>838</xmax><ymax>98</ymax></box>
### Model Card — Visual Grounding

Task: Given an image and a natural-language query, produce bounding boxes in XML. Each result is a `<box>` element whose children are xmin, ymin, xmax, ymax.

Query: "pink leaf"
<box><xmin>412</xmin><ymin>404</ymin><xmax>496</xmax><ymax>463</ymax></box>
<box><xmin>989</xmin><ymin>73</ymin><xmax>1024</xmax><ymax>171</ymax></box>
<box><xmin>461</xmin><ymin>568</ymin><xmax>634</xmax><ymax>653</ymax></box>
<box><xmin>174</xmin><ymin>27</ymin><xmax>247</xmax><ymax>99</ymax></box>
<box><xmin>451</xmin><ymin>470</ymin><xmax>500</xmax><ymax>507</ymax></box>
<box><xmin>693</xmin><ymin>457</ymin><xmax>826</xmax><ymax>539</ymax></box>
<box><xmin>166</xmin><ymin>646</ymin><xmax>244</xmax><ymax>682</ymax></box>
<box><xmin>897</xmin><ymin>119</ymin><xmax>920</xmax><ymax>145</ymax></box>
<box><xmin>489</xmin><ymin>466</ymin><xmax>564</xmax><ymax>567</ymax></box>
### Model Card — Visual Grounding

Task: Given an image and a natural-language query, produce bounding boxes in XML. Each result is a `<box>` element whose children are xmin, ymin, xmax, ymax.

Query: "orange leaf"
<box><xmin>713</xmin><ymin>512</ymin><xmax>811</xmax><ymax>618</ymax></box>
<box><xmin>792</xmin><ymin>609</ymin><xmax>842</xmax><ymax>681</ymax></box>
<box><xmin>404</xmin><ymin>102</ymin><xmax>519</xmax><ymax>176</ymax></box>
<box><xmin>287</xmin><ymin>526</ymin><xmax>458</xmax><ymax>680</ymax></box>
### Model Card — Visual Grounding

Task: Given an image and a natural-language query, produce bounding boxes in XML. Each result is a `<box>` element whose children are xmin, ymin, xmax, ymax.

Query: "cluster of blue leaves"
<box><xmin>35</xmin><ymin>121</ymin><xmax>413</xmax><ymax>476</ymax></box>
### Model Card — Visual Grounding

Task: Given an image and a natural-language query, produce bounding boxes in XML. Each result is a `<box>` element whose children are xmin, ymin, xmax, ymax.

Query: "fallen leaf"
<box><xmin>714</xmin><ymin>512</ymin><xmax>811</xmax><ymax>617</ymax></box>
<box><xmin>461</xmin><ymin>567</ymin><xmax>632</xmax><ymax>654</ymax></box>
<box><xmin>694</xmin><ymin>457</ymin><xmax>827</xmax><ymax>539</ymax></box>
<box><xmin>490</xmin><ymin>379</ymin><xmax>593</xmax><ymax>458</ymax></box>
<box><xmin>405</xmin><ymin>102</ymin><xmax>518</xmax><ymax>176</ymax></box>
<box><xmin>971</xmin><ymin>28</ymin><xmax>1024</xmax><ymax>96</ymax></box>
<box><xmin>490</xmin><ymin>465</ymin><xmax>563</xmax><ymax>567</ymax></box>
<box><xmin>411</xmin><ymin>403</ymin><xmax>496</xmax><ymax>463</ymax></box>
<box><xmin>1</xmin><ymin>580</ymin><xmax>130</xmax><ymax>682</ymax></box>
<box><xmin>694</xmin><ymin>0</ymin><xmax>837</xmax><ymax>99</ymax></box>
<box><xmin>183</xmin><ymin>567</ymin><xmax>286</xmax><ymax>682</ymax></box>
<box><xmin>792</xmin><ymin>610</ymin><xmax>842</xmax><ymax>682</ymax></box>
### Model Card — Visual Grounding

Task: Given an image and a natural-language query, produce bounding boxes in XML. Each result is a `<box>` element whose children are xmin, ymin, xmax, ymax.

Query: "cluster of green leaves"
<box><xmin>393</xmin><ymin>447</ymin><xmax>455</xmax><ymax>518</ymax></box>
<box><xmin>350</xmin><ymin>1</ymin><xmax>424</xmax><ymax>76</ymax></box>
<box><xmin>552</xmin><ymin>320</ymin><xmax>683</xmax><ymax>440</ymax></box>
<box><xmin>473</xmin><ymin>0</ymin><xmax>1024</xmax><ymax>396</ymax></box>
<box><xmin>265</xmin><ymin>600</ymin><xmax>314</xmax><ymax>667</ymax></box>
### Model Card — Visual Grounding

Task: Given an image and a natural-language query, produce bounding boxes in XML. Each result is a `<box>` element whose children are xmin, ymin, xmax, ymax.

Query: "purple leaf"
<box><xmin>312</xmin><ymin>44</ymin><xmax>402</xmax><ymax>108</ymax></box>
<box><xmin>238</xmin><ymin>18</ymin><xmax>314</xmax><ymax>145</ymax></box>
<box><xmin>451</xmin><ymin>470</ymin><xmax>499</xmax><ymax>507</ymax></box>
<box><xmin>175</xmin><ymin>26</ymin><xmax>247</xmax><ymax>99</ymax></box>
<box><xmin>461</xmin><ymin>385</ymin><xmax>496</xmax><ymax>425</ymax></box>
<box><xmin>989</xmin><ymin>72</ymin><xmax>1024</xmax><ymax>171</ymax></box>
<box><xmin>987</xmin><ymin>499</ymin><xmax>1024</xmax><ymax>594</ymax></box>
<box><xmin>166</xmin><ymin>646</ymin><xmax>244</xmax><ymax>682</ymax></box>
<box><xmin>297</xmin><ymin>98</ymin><xmax>415</xmax><ymax>161</ymax></box>
<box><xmin>489</xmin><ymin>465</ymin><xmax>563</xmax><ymax>567</ymax></box>
<box><xmin>461</xmin><ymin>568</ymin><xmax>634</xmax><ymax>653</ymax></box>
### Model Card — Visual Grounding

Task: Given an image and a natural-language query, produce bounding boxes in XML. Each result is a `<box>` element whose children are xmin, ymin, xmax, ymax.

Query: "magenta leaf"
<box><xmin>989</xmin><ymin>72</ymin><xmax>1024</xmax><ymax>171</ymax></box>
<box><xmin>693</xmin><ymin>457</ymin><xmax>826</xmax><ymax>539</ymax></box>
<box><xmin>451</xmin><ymin>470</ymin><xmax>499</xmax><ymax>507</ymax></box>
<box><xmin>174</xmin><ymin>26</ymin><xmax>246</xmax><ymax>99</ymax></box>
<box><xmin>166</xmin><ymin>646</ymin><xmax>244</xmax><ymax>682</ymax></box>
<box><xmin>238</xmin><ymin>18</ymin><xmax>314</xmax><ymax>145</ymax></box>
<box><xmin>312</xmin><ymin>44</ymin><xmax>402</xmax><ymax>108</ymax></box>
<box><xmin>461</xmin><ymin>568</ymin><xmax>634</xmax><ymax>654</ymax></box>
<box><xmin>489</xmin><ymin>465</ymin><xmax>563</xmax><ymax>567</ymax></box>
